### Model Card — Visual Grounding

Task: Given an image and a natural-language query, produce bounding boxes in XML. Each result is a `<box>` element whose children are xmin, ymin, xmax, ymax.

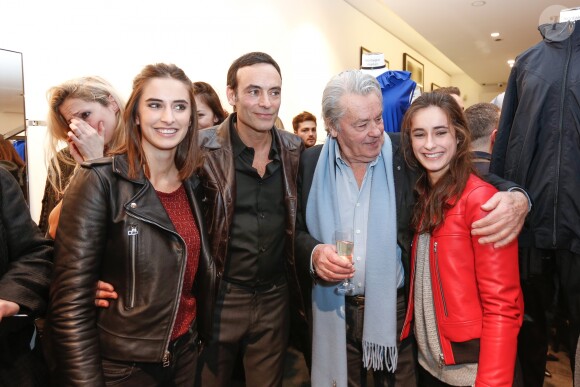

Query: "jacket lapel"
<box><xmin>112</xmin><ymin>155</ymin><xmax>177</xmax><ymax>233</ymax></box>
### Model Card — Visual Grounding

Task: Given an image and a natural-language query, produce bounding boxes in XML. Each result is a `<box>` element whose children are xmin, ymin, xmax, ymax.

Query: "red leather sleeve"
<box><xmin>465</xmin><ymin>184</ymin><xmax>523</xmax><ymax>387</ymax></box>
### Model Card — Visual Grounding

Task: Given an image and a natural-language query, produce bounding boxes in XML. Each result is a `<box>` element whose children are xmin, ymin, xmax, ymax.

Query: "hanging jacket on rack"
<box><xmin>376</xmin><ymin>70</ymin><xmax>416</xmax><ymax>133</ymax></box>
<box><xmin>490</xmin><ymin>21</ymin><xmax>580</xmax><ymax>254</ymax></box>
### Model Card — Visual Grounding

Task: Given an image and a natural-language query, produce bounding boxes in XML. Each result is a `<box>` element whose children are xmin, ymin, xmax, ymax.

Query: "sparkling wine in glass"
<box><xmin>335</xmin><ymin>229</ymin><xmax>355</xmax><ymax>295</ymax></box>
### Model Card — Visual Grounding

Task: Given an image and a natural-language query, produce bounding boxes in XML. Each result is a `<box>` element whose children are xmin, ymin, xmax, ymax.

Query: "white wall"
<box><xmin>0</xmin><ymin>0</ymin><xmax>475</xmax><ymax>221</ymax></box>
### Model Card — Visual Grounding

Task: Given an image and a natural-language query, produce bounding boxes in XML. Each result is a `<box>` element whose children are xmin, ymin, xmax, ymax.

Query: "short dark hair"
<box><xmin>226</xmin><ymin>52</ymin><xmax>281</xmax><ymax>92</ymax></box>
<box><xmin>464</xmin><ymin>102</ymin><xmax>500</xmax><ymax>141</ymax></box>
<box><xmin>292</xmin><ymin>111</ymin><xmax>317</xmax><ymax>132</ymax></box>
<box><xmin>193</xmin><ymin>81</ymin><xmax>229</xmax><ymax>125</ymax></box>
<box><xmin>433</xmin><ymin>86</ymin><xmax>461</xmax><ymax>97</ymax></box>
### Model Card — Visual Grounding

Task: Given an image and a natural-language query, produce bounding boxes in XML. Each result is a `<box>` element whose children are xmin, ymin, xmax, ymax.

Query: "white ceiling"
<box><xmin>345</xmin><ymin>0</ymin><xmax>579</xmax><ymax>85</ymax></box>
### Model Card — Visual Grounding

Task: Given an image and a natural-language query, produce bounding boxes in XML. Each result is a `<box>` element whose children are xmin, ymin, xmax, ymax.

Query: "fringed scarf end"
<box><xmin>362</xmin><ymin>341</ymin><xmax>398</xmax><ymax>372</ymax></box>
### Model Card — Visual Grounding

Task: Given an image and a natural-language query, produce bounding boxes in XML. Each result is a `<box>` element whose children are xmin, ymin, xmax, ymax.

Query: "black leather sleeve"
<box><xmin>48</xmin><ymin>167</ymin><xmax>108</xmax><ymax>386</ymax></box>
<box><xmin>294</xmin><ymin>146</ymin><xmax>323</xmax><ymax>283</ymax></box>
<box><xmin>0</xmin><ymin>168</ymin><xmax>53</xmax><ymax>315</ymax></box>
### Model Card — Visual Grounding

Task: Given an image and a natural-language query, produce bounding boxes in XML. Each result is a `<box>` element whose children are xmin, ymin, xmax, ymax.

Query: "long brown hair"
<box><xmin>0</xmin><ymin>136</ymin><xmax>25</xmax><ymax>167</ymax></box>
<box><xmin>401</xmin><ymin>92</ymin><xmax>473</xmax><ymax>233</ymax></box>
<box><xmin>193</xmin><ymin>81</ymin><xmax>228</xmax><ymax>125</ymax></box>
<box><xmin>112</xmin><ymin>63</ymin><xmax>199</xmax><ymax>180</ymax></box>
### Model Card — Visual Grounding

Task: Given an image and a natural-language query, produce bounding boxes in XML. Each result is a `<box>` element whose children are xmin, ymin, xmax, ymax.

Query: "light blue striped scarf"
<box><xmin>307</xmin><ymin>134</ymin><xmax>398</xmax><ymax>387</ymax></box>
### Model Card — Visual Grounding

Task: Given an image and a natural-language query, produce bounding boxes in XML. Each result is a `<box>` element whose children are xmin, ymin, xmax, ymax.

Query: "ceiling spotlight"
<box><xmin>507</xmin><ymin>59</ymin><xmax>515</xmax><ymax>67</ymax></box>
<box><xmin>471</xmin><ymin>1</ymin><xmax>486</xmax><ymax>6</ymax></box>
<box><xmin>491</xmin><ymin>32</ymin><xmax>500</xmax><ymax>38</ymax></box>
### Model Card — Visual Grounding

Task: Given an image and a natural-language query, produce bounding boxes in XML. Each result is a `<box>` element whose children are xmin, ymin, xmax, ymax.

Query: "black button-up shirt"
<box><xmin>224</xmin><ymin>123</ymin><xmax>286</xmax><ymax>287</ymax></box>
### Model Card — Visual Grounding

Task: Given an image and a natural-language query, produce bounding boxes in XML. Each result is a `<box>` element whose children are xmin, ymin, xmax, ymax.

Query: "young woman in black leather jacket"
<box><xmin>48</xmin><ymin>63</ymin><xmax>215</xmax><ymax>387</ymax></box>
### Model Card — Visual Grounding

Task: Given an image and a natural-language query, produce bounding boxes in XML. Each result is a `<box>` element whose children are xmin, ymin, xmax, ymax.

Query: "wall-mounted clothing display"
<box><xmin>375</xmin><ymin>71</ymin><xmax>416</xmax><ymax>133</ymax></box>
<box><xmin>12</xmin><ymin>140</ymin><xmax>26</xmax><ymax>163</ymax></box>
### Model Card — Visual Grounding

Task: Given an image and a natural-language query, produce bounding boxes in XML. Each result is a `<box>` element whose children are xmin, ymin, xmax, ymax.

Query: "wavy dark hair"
<box><xmin>193</xmin><ymin>81</ymin><xmax>228</xmax><ymax>126</ymax></box>
<box><xmin>112</xmin><ymin>63</ymin><xmax>199</xmax><ymax>180</ymax></box>
<box><xmin>401</xmin><ymin>92</ymin><xmax>473</xmax><ymax>233</ymax></box>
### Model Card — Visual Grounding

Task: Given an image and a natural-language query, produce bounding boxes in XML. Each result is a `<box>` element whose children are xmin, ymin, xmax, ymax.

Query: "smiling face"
<box><xmin>227</xmin><ymin>63</ymin><xmax>281</xmax><ymax>137</ymax></box>
<box><xmin>59</xmin><ymin>97</ymin><xmax>119</xmax><ymax>144</ymax></box>
<box><xmin>135</xmin><ymin>77</ymin><xmax>191</xmax><ymax>159</ymax></box>
<box><xmin>331</xmin><ymin>92</ymin><xmax>384</xmax><ymax>165</ymax></box>
<box><xmin>410</xmin><ymin>105</ymin><xmax>458</xmax><ymax>184</ymax></box>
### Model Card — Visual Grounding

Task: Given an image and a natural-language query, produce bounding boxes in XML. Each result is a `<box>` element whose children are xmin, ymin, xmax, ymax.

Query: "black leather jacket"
<box><xmin>48</xmin><ymin>154</ymin><xmax>215</xmax><ymax>386</ymax></box>
<box><xmin>0</xmin><ymin>166</ymin><xmax>52</xmax><ymax>314</ymax></box>
<box><xmin>197</xmin><ymin>113</ymin><xmax>308</xmax><ymax>341</ymax></box>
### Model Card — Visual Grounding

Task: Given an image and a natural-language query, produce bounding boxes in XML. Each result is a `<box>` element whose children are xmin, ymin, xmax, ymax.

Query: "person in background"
<box><xmin>433</xmin><ymin>86</ymin><xmax>464</xmax><ymax>110</ymax></box>
<box><xmin>0</xmin><ymin>167</ymin><xmax>53</xmax><ymax>386</ymax></box>
<box><xmin>464</xmin><ymin>102</ymin><xmax>500</xmax><ymax>174</ymax></box>
<box><xmin>400</xmin><ymin>92</ymin><xmax>522</xmax><ymax>387</ymax></box>
<box><xmin>193</xmin><ymin>81</ymin><xmax>229</xmax><ymax>129</ymax></box>
<box><xmin>196</xmin><ymin>51</ymin><xmax>306</xmax><ymax>386</ymax></box>
<box><xmin>48</xmin><ymin>63</ymin><xmax>215</xmax><ymax>386</ymax></box>
<box><xmin>39</xmin><ymin>76</ymin><xmax>126</xmax><ymax>235</ymax></box>
<box><xmin>0</xmin><ymin>135</ymin><xmax>27</xmax><ymax>200</ymax></box>
<box><xmin>292</xmin><ymin>111</ymin><xmax>318</xmax><ymax>148</ymax></box>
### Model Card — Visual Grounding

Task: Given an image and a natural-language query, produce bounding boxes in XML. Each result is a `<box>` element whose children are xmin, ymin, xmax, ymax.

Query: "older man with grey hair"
<box><xmin>295</xmin><ymin>71</ymin><xmax>530</xmax><ymax>386</ymax></box>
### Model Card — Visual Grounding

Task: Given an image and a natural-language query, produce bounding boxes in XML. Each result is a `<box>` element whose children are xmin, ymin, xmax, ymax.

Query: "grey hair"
<box><xmin>321</xmin><ymin>70</ymin><xmax>382</xmax><ymax>132</ymax></box>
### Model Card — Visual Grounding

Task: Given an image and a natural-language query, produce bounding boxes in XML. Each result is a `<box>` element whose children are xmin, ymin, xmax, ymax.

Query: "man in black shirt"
<box><xmin>196</xmin><ymin>52</ymin><xmax>305</xmax><ymax>386</ymax></box>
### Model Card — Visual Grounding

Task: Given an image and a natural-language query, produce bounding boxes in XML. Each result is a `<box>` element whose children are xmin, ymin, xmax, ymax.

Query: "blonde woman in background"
<box><xmin>39</xmin><ymin>76</ymin><xmax>125</xmax><ymax>236</ymax></box>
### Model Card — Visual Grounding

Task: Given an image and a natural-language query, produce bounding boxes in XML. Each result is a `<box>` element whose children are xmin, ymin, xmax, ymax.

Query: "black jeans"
<box><xmin>417</xmin><ymin>365</ymin><xmax>467</xmax><ymax>387</ymax></box>
<box><xmin>197</xmin><ymin>280</ymin><xmax>290</xmax><ymax>387</ymax></box>
<box><xmin>517</xmin><ymin>248</ymin><xmax>580</xmax><ymax>387</ymax></box>
<box><xmin>101</xmin><ymin>327</ymin><xmax>199</xmax><ymax>387</ymax></box>
<box><xmin>345</xmin><ymin>289</ymin><xmax>417</xmax><ymax>387</ymax></box>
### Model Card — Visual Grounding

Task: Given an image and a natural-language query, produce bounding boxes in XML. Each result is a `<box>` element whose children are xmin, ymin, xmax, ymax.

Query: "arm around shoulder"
<box><xmin>471</xmin><ymin>173</ymin><xmax>529</xmax><ymax>248</ymax></box>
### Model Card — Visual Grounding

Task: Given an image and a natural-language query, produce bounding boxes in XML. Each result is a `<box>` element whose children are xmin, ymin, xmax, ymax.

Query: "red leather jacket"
<box><xmin>401</xmin><ymin>174</ymin><xmax>523</xmax><ymax>387</ymax></box>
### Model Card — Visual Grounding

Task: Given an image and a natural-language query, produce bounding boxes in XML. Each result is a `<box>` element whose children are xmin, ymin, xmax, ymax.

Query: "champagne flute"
<box><xmin>335</xmin><ymin>229</ymin><xmax>355</xmax><ymax>295</ymax></box>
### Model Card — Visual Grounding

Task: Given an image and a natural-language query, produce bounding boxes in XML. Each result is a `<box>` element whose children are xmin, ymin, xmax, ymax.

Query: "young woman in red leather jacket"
<box><xmin>399</xmin><ymin>92</ymin><xmax>523</xmax><ymax>387</ymax></box>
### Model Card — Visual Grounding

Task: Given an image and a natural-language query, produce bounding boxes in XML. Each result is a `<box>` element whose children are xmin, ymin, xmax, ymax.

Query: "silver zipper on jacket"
<box><xmin>127</xmin><ymin>225</ymin><xmax>138</xmax><ymax>309</ymax></box>
<box><xmin>553</xmin><ymin>33</ymin><xmax>572</xmax><ymax>247</ymax></box>
<box><xmin>433</xmin><ymin>242</ymin><xmax>448</xmax><ymax>317</ymax></box>
<box><xmin>126</xmin><ymin>212</ymin><xmax>188</xmax><ymax>367</ymax></box>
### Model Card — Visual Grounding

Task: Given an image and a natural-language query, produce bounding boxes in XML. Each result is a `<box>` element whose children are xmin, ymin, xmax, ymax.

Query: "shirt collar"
<box><xmin>230</xmin><ymin>117</ymin><xmax>280</xmax><ymax>160</ymax></box>
<box><xmin>332</xmin><ymin>138</ymin><xmax>381</xmax><ymax>168</ymax></box>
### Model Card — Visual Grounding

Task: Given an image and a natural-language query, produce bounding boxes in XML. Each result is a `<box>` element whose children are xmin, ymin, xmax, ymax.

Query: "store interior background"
<box><xmin>0</xmin><ymin>0</ymin><xmax>577</xmax><ymax>222</ymax></box>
